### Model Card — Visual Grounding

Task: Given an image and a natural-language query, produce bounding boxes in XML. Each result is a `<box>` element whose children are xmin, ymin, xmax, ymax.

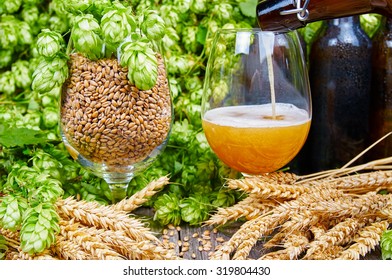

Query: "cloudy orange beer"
<box><xmin>202</xmin><ymin>103</ymin><xmax>311</xmax><ymax>174</ymax></box>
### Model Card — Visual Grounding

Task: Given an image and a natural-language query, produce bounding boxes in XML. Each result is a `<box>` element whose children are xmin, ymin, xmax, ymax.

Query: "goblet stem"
<box><xmin>108</xmin><ymin>182</ymin><xmax>130</xmax><ymax>203</ymax></box>
<box><xmin>103</xmin><ymin>172</ymin><xmax>134</xmax><ymax>203</ymax></box>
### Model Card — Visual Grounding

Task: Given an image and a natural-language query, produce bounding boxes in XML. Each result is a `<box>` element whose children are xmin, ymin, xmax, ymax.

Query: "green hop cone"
<box><xmin>120</xmin><ymin>40</ymin><xmax>158</xmax><ymax>90</ymax></box>
<box><xmin>2</xmin><ymin>0</ymin><xmax>22</xmax><ymax>14</ymax></box>
<box><xmin>0</xmin><ymin>195</ymin><xmax>28</xmax><ymax>230</ymax></box>
<box><xmin>71</xmin><ymin>14</ymin><xmax>104</xmax><ymax>60</ymax></box>
<box><xmin>36</xmin><ymin>29</ymin><xmax>65</xmax><ymax>59</ymax></box>
<box><xmin>64</xmin><ymin>0</ymin><xmax>93</xmax><ymax>14</ymax></box>
<box><xmin>381</xmin><ymin>230</ymin><xmax>392</xmax><ymax>260</ymax></box>
<box><xmin>20</xmin><ymin>203</ymin><xmax>60</xmax><ymax>254</ymax></box>
<box><xmin>190</xmin><ymin>0</ymin><xmax>207</xmax><ymax>13</ymax></box>
<box><xmin>0</xmin><ymin>71</ymin><xmax>16</xmax><ymax>96</ymax></box>
<box><xmin>153</xmin><ymin>193</ymin><xmax>182</xmax><ymax>226</ymax></box>
<box><xmin>0</xmin><ymin>49</ymin><xmax>13</xmax><ymax>69</ymax></box>
<box><xmin>11</xmin><ymin>60</ymin><xmax>32</xmax><ymax>89</ymax></box>
<box><xmin>212</xmin><ymin>3</ymin><xmax>234</xmax><ymax>22</ymax></box>
<box><xmin>0</xmin><ymin>16</ymin><xmax>19</xmax><ymax>49</ymax></box>
<box><xmin>17</xmin><ymin>20</ymin><xmax>33</xmax><ymax>46</ymax></box>
<box><xmin>182</xmin><ymin>25</ymin><xmax>200</xmax><ymax>53</ymax></box>
<box><xmin>0</xmin><ymin>235</ymin><xmax>7</xmax><ymax>260</ymax></box>
<box><xmin>180</xmin><ymin>195</ymin><xmax>212</xmax><ymax>226</ymax></box>
<box><xmin>140</xmin><ymin>10</ymin><xmax>166</xmax><ymax>40</ymax></box>
<box><xmin>31</xmin><ymin>55</ymin><xmax>68</xmax><ymax>93</ymax></box>
<box><xmin>42</xmin><ymin>106</ymin><xmax>59</xmax><ymax>129</ymax></box>
<box><xmin>101</xmin><ymin>8</ymin><xmax>136</xmax><ymax>46</ymax></box>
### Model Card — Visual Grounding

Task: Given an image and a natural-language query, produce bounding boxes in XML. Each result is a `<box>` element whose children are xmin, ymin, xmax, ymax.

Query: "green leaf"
<box><xmin>0</xmin><ymin>124</ymin><xmax>48</xmax><ymax>147</ymax></box>
<box><xmin>196</xmin><ymin>25</ymin><xmax>207</xmax><ymax>45</ymax></box>
<box><xmin>239</xmin><ymin>0</ymin><xmax>258</xmax><ymax>18</ymax></box>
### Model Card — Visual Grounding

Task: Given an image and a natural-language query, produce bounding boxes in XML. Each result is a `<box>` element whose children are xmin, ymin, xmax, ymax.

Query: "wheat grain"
<box><xmin>111</xmin><ymin>175</ymin><xmax>169</xmax><ymax>212</ymax></box>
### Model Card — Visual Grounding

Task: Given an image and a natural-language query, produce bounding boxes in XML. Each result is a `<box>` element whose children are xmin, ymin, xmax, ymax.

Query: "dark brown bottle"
<box><xmin>368</xmin><ymin>17</ymin><xmax>392</xmax><ymax>160</ymax></box>
<box><xmin>257</xmin><ymin>0</ymin><xmax>392</xmax><ymax>32</ymax></box>
<box><xmin>298</xmin><ymin>16</ymin><xmax>372</xmax><ymax>173</ymax></box>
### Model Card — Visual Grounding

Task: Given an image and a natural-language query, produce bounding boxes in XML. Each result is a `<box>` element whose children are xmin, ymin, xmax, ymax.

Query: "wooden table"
<box><xmin>134</xmin><ymin>208</ymin><xmax>383</xmax><ymax>260</ymax></box>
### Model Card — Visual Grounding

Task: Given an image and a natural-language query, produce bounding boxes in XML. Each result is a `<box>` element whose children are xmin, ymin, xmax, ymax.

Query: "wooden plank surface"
<box><xmin>135</xmin><ymin>208</ymin><xmax>383</xmax><ymax>260</ymax></box>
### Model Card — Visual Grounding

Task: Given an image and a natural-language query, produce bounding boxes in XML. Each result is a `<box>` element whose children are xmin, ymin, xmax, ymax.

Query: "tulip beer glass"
<box><xmin>201</xmin><ymin>28</ymin><xmax>311</xmax><ymax>175</ymax></box>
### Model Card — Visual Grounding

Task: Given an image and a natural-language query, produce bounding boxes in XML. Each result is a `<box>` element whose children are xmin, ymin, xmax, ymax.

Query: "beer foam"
<box><xmin>203</xmin><ymin>103</ymin><xmax>310</xmax><ymax>127</ymax></box>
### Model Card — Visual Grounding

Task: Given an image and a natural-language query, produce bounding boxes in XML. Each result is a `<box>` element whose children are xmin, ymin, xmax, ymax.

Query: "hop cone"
<box><xmin>190</xmin><ymin>0</ymin><xmax>207</xmax><ymax>13</ymax></box>
<box><xmin>140</xmin><ymin>10</ymin><xmax>166</xmax><ymax>40</ymax></box>
<box><xmin>16</xmin><ymin>20</ymin><xmax>33</xmax><ymax>46</ymax></box>
<box><xmin>0</xmin><ymin>71</ymin><xmax>16</xmax><ymax>96</ymax></box>
<box><xmin>11</xmin><ymin>60</ymin><xmax>32</xmax><ymax>89</ymax></box>
<box><xmin>64</xmin><ymin>0</ymin><xmax>93</xmax><ymax>14</ymax></box>
<box><xmin>0</xmin><ymin>16</ymin><xmax>19</xmax><ymax>49</ymax></box>
<box><xmin>182</xmin><ymin>25</ymin><xmax>200</xmax><ymax>53</ymax></box>
<box><xmin>2</xmin><ymin>0</ymin><xmax>22</xmax><ymax>14</ymax></box>
<box><xmin>71</xmin><ymin>14</ymin><xmax>104</xmax><ymax>60</ymax></box>
<box><xmin>31</xmin><ymin>55</ymin><xmax>68</xmax><ymax>93</ymax></box>
<box><xmin>101</xmin><ymin>8</ymin><xmax>136</xmax><ymax>45</ymax></box>
<box><xmin>20</xmin><ymin>203</ymin><xmax>60</xmax><ymax>254</ymax></box>
<box><xmin>36</xmin><ymin>29</ymin><xmax>65</xmax><ymax>59</ymax></box>
<box><xmin>120</xmin><ymin>40</ymin><xmax>158</xmax><ymax>90</ymax></box>
<box><xmin>0</xmin><ymin>195</ymin><xmax>28</xmax><ymax>230</ymax></box>
<box><xmin>153</xmin><ymin>193</ymin><xmax>182</xmax><ymax>226</ymax></box>
<box><xmin>381</xmin><ymin>230</ymin><xmax>392</xmax><ymax>260</ymax></box>
<box><xmin>0</xmin><ymin>49</ymin><xmax>13</xmax><ymax>69</ymax></box>
<box><xmin>180</xmin><ymin>195</ymin><xmax>212</xmax><ymax>226</ymax></box>
<box><xmin>211</xmin><ymin>3</ymin><xmax>234</xmax><ymax>22</ymax></box>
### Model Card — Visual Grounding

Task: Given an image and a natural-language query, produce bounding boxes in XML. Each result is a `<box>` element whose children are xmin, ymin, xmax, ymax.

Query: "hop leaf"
<box><xmin>20</xmin><ymin>203</ymin><xmax>60</xmax><ymax>254</ymax></box>
<box><xmin>36</xmin><ymin>29</ymin><xmax>65</xmax><ymax>58</ymax></box>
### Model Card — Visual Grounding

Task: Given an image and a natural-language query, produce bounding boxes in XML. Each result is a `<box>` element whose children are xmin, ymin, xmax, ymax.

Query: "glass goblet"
<box><xmin>60</xmin><ymin>40</ymin><xmax>172</xmax><ymax>203</ymax></box>
<box><xmin>201</xmin><ymin>28</ymin><xmax>311</xmax><ymax>175</ymax></box>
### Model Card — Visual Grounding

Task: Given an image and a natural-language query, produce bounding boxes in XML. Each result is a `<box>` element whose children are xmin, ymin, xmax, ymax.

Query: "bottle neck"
<box><xmin>329</xmin><ymin>15</ymin><xmax>361</xmax><ymax>26</ymax></box>
<box><xmin>257</xmin><ymin>0</ymin><xmax>391</xmax><ymax>32</ymax></box>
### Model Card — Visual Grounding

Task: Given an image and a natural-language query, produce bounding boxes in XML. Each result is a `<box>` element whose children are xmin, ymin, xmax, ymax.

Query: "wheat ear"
<box><xmin>111</xmin><ymin>175</ymin><xmax>169</xmax><ymax>212</ymax></box>
<box><xmin>59</xmin><ymin>219</ymin><xmax>124</xmax><ymax>260</ymax></box>
<box><xmin>205</xmin><ymin>196</ymin><xmax>278</xmax><ymax>226</ymax></box>
<box><xmin>227</xmin><ymin>177</ymin><xmax>310</xmax><ymax>199</ymax></box>
<box><xmin>336</xmin><ymin>221</ymin><xmax>389</xmax><ymax>260</ymax></box>
<box><xmin>56</xmin><ymin>197</ymin><xmax>157</xmax><ymax>242</ymax></box>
